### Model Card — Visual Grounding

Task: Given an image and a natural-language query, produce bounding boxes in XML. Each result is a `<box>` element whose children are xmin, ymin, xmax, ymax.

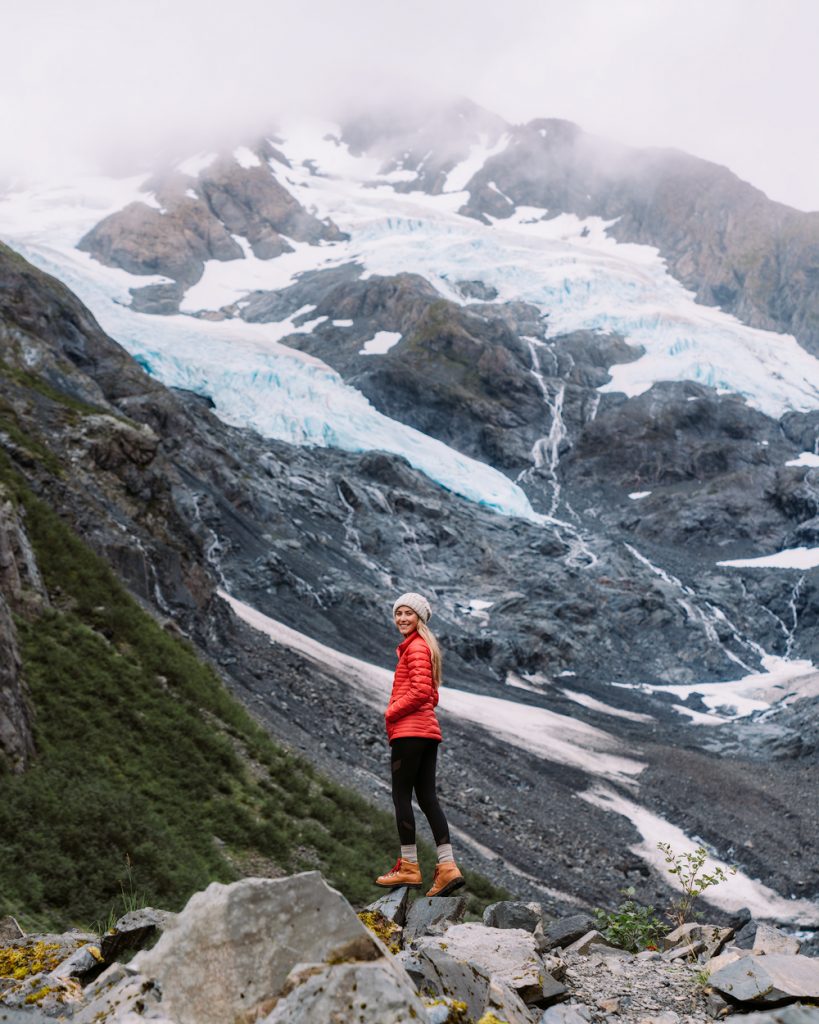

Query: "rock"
<box><xmin>414</xmin><ymin>923</ymin><xmax>565</xmax><ymax>1008</ymax></box>
<box><xmin>541</xmin><ymin>1004</ymin><xmax>592</xmax><ymax>1024</ymax></box>
<box><xmin>706</xmin><ymin>945</ymin><xmax>755</xmax><ymax>975</ymax></box>
<box><xmin>732</xmin><ymin>1006</ymin><xmax>819</xmax><ymax>1024</ymax></box>
<box><xmin>663</xmin><ymin>923</ymin><xmax>733</xmax><ymax>959</ymax></box>
<box><xmin>403</xmin><ymin>895</ymin><xmax>468</xmax><ymax>942</ymax></box>
<box><xmin>356</xmin><ymin>909</ymin><xmax>403</xmax><ymax>953</ymax></box>
<box><xmin>74</xmin><ymin>970</ymin><xmax>164</xmax><ymax>1024</ymax></box>
<box><xmin>258</xmin><ymin>959</ymin><xmax>427</xmax><ymax>1023</ymax></box>
<box><xmin>704</xmin><ymin>988</ymin><xmax>734</xmax><ymax>1018</ymax></box>
<box><xmin>100</xmin><ymin>906</ymin><xmax>175</xmax><ymax>962</ymax></box>
<box><xmin>597</xmin><ymin>996</ymin><xmax>621</xmax><ymax>1013</ymax></box>
<box><xmin>483</xmin><ymin>900</ymin><xmax>542</xmax><ymax>932</ymax></box>
<box><xmin>563</xmin><ymin>930</ymin><xmax>614</xmax><ymax>956</ymax></box>
<box><xmin>753</xmin><ymin>923</ymin><xmax>801</xmax><ymax>956</ymax></box>
<box><xmin>407</xmin><ymin>942</ymin><xmax>533</xmax><ymax>1023</ymax></box>
<box><xmin>132</xmin><ymin>872</ymin><xmax>388</xmax><ymax>1024</ymax></box>
<box><xmin>638</xmin><ymin>1014</ymin><xmax>679</xmax><ymax>1024</ymax></box>
<box><xmin>0</xmin><ymin>916</ymin><xmax>24</xmax><ymax>943</ymax></box>
<box><xmin>364</xmin><ymin>886</ymin><xmax>411</xmax><ymax>927</ymax></box>
<box><xmin>734</xmin><ymin>919</ymin><xmax>759</xmax><ymax>949</ymax></box>
<box><xmin>664</xmin><ymin>939</ymin><xmax>705</xmax><ymax>960</ymax></box>
<box><xmin>538</xmin><ymin>915</ymin><xmax>596</xmax><ymax>952</ymax></box>
<box><xmin>50</xmin><ymin>942</ymin><xmax>105</xmax><ymax>980</ymax></box>
<box><xmin>424</xmin><ymin>995</ymin><xmax>471</xmax><ymax>1023</ymax></box>
<box><xmin>709</xmin><ymin>954</ymin><xmax>819</xmax><ymax>1004</ymax></box>
<box><xmin>636</xmin><ymin>950</ymin><xmax>662</xmax><ymax>961</ymax></box>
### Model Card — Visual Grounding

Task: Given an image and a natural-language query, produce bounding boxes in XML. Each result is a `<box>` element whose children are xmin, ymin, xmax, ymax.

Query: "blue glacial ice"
<box><xmin>2</xmin><ymin>238</ymin><xmax>542</xmax><ymax>523</ymax></box>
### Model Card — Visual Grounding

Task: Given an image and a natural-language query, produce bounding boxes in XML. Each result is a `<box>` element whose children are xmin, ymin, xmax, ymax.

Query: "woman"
<box><xmin>375</xmin><ymin>592</ymin><xmax>464</xmax><ymax>897</ymax></box>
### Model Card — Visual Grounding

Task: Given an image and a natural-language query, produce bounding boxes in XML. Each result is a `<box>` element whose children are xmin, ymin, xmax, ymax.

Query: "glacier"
<box><xmin>3</xmin><ymin>120</ymin><xmax>819</xmax><ymax>527</ymax></box>
<box><xmin>0</xmin><ymin>183</ymin><xmax>542</xmax><ymax>521</ymax></box>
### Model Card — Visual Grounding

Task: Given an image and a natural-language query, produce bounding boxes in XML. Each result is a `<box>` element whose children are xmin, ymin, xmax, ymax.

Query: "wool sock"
<box><xmin>401</xmin><ymin>844</ymin><xmax>418</xmax><ymax>863</ymax></box>
<box><xmin>436</xmin><ymin>843</ymin><xmax>454</xmax><ymax>864</ymax></box>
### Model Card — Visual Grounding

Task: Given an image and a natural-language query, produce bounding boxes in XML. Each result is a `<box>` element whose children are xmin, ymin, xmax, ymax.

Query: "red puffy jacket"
<box><xmin>385</xmin><ymin>631</ymin><xmax>442</xmax><ymax>743</ymax></box>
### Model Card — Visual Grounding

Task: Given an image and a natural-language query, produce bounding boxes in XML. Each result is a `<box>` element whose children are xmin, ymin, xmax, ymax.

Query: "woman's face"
<box><xmin>394</xmin><ymin>605</ymin><xmax>420</xmax><ymax>636</ymax></box>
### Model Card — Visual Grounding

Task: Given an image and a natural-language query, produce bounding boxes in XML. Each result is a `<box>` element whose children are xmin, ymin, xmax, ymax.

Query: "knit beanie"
<box><xmin>393</xmin><ymin>592</ymin><xmax>432</xmax><ymax>623</ymax></box>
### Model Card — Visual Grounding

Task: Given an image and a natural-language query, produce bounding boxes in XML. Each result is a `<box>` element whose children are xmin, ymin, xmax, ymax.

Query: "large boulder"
<box><xmin>753</xmin><ymin>924</ymin><xmax>801</xmax><ymax>956</ymax></box>
<box><xmin>100</xmin><ymin>907</ymin><xmax>176</xmax><ymax>961</ymax></box>
<box><xmin>131</xmin><ymin>873</ymin><xmax>393</xmax><ymax>1024</ymax></box>
<box><xmin>259</xmin><ymin>959</ymin><xmax>427</xmax><ymax>1022</ymax></box>
<box><xmin>407</xmin><ymin>943</ymin><xmax>534</xmax><ymax>1024</ymax></box>
<box><xmin>663</xmin><ymin>923</ymin><xmax>733</xmax><ymax>959</ymax></box>
<box><xmin>537</xmin><ymin>914</ymin><xmax>595</xmax><ymax>952</ymax></box>
<box><xmin>709</xmin><ymin>954</ymin><xmax>819</xmax><ymax>1005</ymax></box>
<box><xmin>403</xmin><ymin>895</ymin><xmax>468</xmax><ymax>942</ymax></box>
<box><xmin>414</xmin><ymin>923</ymin><xmax>566</xmax><ymax>1008</ymax></box>
<box><xmin>483</xmin><ymin>901</ymin><xmax>543</xmax><ymax>932</ymax></box>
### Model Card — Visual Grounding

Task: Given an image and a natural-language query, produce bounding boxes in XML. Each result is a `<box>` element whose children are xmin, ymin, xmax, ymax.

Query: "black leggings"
<box><xmin>390</xmin><ymin>737</ymin><xmax>450</xmax><ymax>846</ymax></box>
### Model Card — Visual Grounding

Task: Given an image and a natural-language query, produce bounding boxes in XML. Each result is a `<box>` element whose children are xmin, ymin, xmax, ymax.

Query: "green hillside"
<box><xmin>0</xmin><ymin>450</ymin><xmax>504</xmax><ymax>930</ymax></box>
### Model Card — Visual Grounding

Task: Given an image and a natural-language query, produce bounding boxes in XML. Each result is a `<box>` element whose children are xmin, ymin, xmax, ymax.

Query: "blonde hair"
<box><xmin>417</xmin><ymin>619</ymin><xmax>443</xmax><ymax>688</ymax></box>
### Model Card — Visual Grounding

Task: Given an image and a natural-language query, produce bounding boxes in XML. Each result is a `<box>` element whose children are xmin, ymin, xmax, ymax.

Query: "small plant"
<box><xmin>694</xmin><ymin>967</ymin><xmax>711</xmax><ymax>988</ymax></box>
<box><xmin>594</xmin><ymin>887</ymin><xmax>668</xmax><ymax>952</ymax></box>
<box><xmin>657</xmin><ymin>842</ymin><xmax>736</xmax><ymax>927</ymax></box>
<box><xmin>118</xmin><ymin>854</ymin><xmax>146</xmax><ymax>916</ymax></box>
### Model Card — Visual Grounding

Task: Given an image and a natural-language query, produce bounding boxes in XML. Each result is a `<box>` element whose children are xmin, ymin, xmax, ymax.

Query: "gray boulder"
<box><xmin>414</xmin><ymin>922</ymin><xmax>566</xmax><ymax>1008</ymax></box>
<box><xmin>710</xmin><ymin>954</ymin><xmax>819</xmax><ymax>1004</ymax></box>
<box><xmin>663</xmin><ymin>923</ymin><xmax>733</xmax><ymax>959</ymax></box>
<box><xmin>538</xmin><ymin>914</ymin><xmax>595</xmax><ymax>951</ymax></box>
<box><xmin>403</xmin><ymin>894</ymin><xmax>468</xmax><ymax>942</ymax></box>
<box><xmin>483</xmin><ymin>900</ymin><xmax>543</xmax><ymax>932</ymax></box>
<box><xmin>132</xmin><ymin>872</ymin><xmax>388</xmax><ymax>1024</ymax></box>
<box><xmin>563</xmin><ymin>929</ymin><xmax>615</xmax><ymax>955</ymax></box>
<box><xmin>259</xmin><ymin>959</ymin><xmax>427</xmax><ymax>1023</ymax></box>
<box><xmin>0</xmin><ymin>916</ymin><xmax>24</xmax><ymax>943</ymax></box>
<box><xmin>541</xmin><ymin>1004</ymin><xmax>592</xmax><ymax>1024</ymax></box>
<box><xmin>407</xmin><ymin>941</ymin><xmax>535</xmax><ymax>1024</ymax></box>
<box><xmin>100</xmin><ymin>906</ymin><xmax>176</xmax><ymax>961</ymax></box>
<box><xmin>363</xmin><ymin>886</ymin><xmax>412</xmax><ymax>927</ymax></box>
<box><xmin>753</xmin><ymin>923</ymin><xmax>801</xmax><ymax>956</ymax></box>
<box><xmin>732</xmin><ymin>1006</ymin><xmax>819</xmax><ymax>1024</ymax></box>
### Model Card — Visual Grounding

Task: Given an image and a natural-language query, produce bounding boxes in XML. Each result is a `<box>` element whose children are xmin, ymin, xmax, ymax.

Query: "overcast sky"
<box><xmin>3</xmin><ymin>0</ymin><xmax>818</xmax><ymax>210</ymax></box>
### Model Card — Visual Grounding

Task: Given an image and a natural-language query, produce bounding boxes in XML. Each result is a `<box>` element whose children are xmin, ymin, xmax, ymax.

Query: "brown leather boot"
<box><xmin>375</xmin><ymin>857</ymin><xmax>422</xmax><ymax>888</ymax></box>
<box><xmin>426</xmin><ymin>861</ymin><xmax>465</xmax><ymax>897</ymax></box>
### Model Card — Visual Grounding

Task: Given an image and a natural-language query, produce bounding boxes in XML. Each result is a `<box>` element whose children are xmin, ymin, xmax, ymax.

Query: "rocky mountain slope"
<box><xmin>1</xmin><ymin>98</ymin><xmax>818</xmax><ymax>937</ymax></box>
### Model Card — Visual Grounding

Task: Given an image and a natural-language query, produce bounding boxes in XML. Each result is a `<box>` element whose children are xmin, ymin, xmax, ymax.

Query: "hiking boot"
<box><xmin>426</xmin><ymin>861</ymin><xmax>465</xmax><ymax>897</ymax></box>
<box><xmin>375</xmin><ymin>857</ymin><xmax>422</xmax><ymax>889</ymax></box>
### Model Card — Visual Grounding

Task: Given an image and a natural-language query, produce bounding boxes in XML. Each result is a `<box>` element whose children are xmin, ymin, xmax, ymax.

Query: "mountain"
<box><xmin>1</xmin><ymin>99</ymin><xmax>818</xmax><ymax>935</ymax></box>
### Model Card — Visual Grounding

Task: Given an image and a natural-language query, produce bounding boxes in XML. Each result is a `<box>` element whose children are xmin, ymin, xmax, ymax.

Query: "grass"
<box><xmin>0</xmin><ymin>449</ymin><xmax>507</xmax><ymax>930</ymax></box>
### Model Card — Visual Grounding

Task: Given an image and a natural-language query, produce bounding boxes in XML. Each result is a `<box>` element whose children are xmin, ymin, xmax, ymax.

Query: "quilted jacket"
<box><xmin>385</xmin><ymin>630</ymin><xmax>442</xmax><ymax>742</ymax></box>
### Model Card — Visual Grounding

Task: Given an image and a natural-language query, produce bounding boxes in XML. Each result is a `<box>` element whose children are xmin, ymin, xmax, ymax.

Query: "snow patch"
<box><xmin>177</xmin><ymin>152</ymin><xmax>217</xmax><ymax>177</ymax></box>
<box><xmin>786</xmin><ymin>452</ymin><xmax>819</xmax><ymax>467</ymax></box>
<box><xmin>332</xmin><ymin>318</ymin><xmax>354</xmax><ymax>326</ymax></box>
<box><xmin>618</xmin><ymin>655</ymin><xmax>819</xmax><ymax>721</ymax></box>
<box><xmin>718</xmin><ymin>547</ymin><xmax>819</xmax><ymax>570</ymax></box>
<box><xmin>581</xmin><ymin>785</ymin><xmax>819</xmax><ymax>926</ymax></box>
<box><xmin>445</xmin><ymin>133</ymin><xmax>510</xmax><ymax>193</ymax></box>
<box><xmin>561</xmin><ymin>689</ymin><xmax>654</xmax><ymax>724</ymax></box>
<box><xmin>234</xmin><ymin>146</ymin><xmax>261</xmax><ymax>169</ymax></box>
<box><xmin>629</xmin><ymin>491</ymin><xmax>651</xmax><ymax>500</ymax></box>
<box><xmin>359</xmin><ymin>331</ymin><xmax>401</xmax><ymax>355</ymax></box>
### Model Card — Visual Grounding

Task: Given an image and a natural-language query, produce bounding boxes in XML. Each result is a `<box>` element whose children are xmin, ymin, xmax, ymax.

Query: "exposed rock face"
<box><xmin>0</xmin><ymin>494</ymin><xmax>45</xmax><ymax>772</ymax></box>
<box><xmin>77</xmin><ymin>154</ymin><xmax>345</xmax><ymax>310</ymax></box>
<box><xmin>458</xmin><ymin>118</ymin><xmax>819</xmax><ymax>357</ymax></box>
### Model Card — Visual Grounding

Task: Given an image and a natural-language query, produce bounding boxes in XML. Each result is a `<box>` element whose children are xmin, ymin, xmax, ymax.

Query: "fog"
<box><xmin>2</xmin><ymin>0</ymin><xmax>818</xmax><ymax>210</ymax></box>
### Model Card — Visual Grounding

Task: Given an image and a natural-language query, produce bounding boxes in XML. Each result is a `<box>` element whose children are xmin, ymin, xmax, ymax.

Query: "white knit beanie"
<box><xmin>393</xmin><ymin>592</ymin><xmax>432</xmax><ymax>623</ymax></box>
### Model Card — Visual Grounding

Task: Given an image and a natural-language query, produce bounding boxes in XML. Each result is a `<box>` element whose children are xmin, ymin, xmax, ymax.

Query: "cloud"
<box><xmin>1</xmin><ymin>0</ymin><xmax>817</xmax><ymax>210</ymax></box>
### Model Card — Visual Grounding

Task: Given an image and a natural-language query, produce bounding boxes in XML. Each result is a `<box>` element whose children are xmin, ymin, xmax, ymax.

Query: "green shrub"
<box><xmin>594</xmin><ymin>887</ymin><xmax>668</xmax><ymax>952</ymax></box>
